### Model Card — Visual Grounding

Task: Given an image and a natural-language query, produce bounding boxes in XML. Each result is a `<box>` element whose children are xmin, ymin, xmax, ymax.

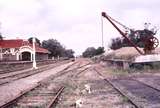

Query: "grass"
<box><xmin>122</xmin><ymin>96</ymin><xmax>130</xmax><ymax>103</ymax></box>
<box><xmin>104</xmin><ymin>61</ymin><xmax>160</xmax><ymax>77</ymax></box>
<box><xmin>104</xmin><ymin>66</ymin><xmax>130</xmax><ymax>77</ymax></box>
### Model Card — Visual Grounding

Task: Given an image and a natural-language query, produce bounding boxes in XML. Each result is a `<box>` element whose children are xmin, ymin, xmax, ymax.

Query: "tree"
<box><xmin>28</xmin><ymin>37</ymin><xmax>41</xmax><ymax>46</ymax></box>
<box><xmin>82</xmin><ymin>47</ymin><xmax>96</xmax><ymax>58</ymax></box>
<box><xmin>110</xmin><ymin>37</ymin><xmax>123</xmax><ymax>50</ymax></box>
<box><xmin>42</xmin><ymin>39</ymin><xmax>75</xmax><ymax>58</ymax></box>
<box><xmin>0</xmin><ymin>33</ymin><xmax>3</xmax><ymax>40</ymax></box>
<box><xmin>82</xmin><ymin>47</ymin><xmax>105</xmax><ymax>58</ymax></box>
<box><xmin>42</xmin><ymin>39</ymin><xmax>65</xmax><ymax>58</ymax></box>
<box><xmin>64</xmin><ymin>49</ymin><xmax>75</xmax><ymax>58</ymax></box>
<box><xmin>95</xmin><ymin>47</ymin><xmax>105</xmax><ymax>55</ymax></box>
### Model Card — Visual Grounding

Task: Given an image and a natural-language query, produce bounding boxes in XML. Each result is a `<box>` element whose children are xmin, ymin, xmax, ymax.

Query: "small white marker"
<box><xmin>76</xmin><ymin>99</ymin><xmax>83</xmax><ymax>108</ymax></box>
<box><xmin>85</xmin><ymin>84</ymin><xmax>91</xmax><ymax>94</ymax></box>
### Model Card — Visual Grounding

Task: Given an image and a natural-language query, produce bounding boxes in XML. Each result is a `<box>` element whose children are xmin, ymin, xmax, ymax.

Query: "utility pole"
<box><xmin>0</xmin><ymin>22</ymin><xmax>2</xmax><ymax>61</ymax></box>
<box><xmin>101</xmin><ymin>14</ymin><xmax>104</xmax><ymax>47</ymax></box>
<box><xmin>0</xmin><ymin>46</ymin><xmax>2</xmax><ymax>61</ymax></box>
<box><xmin>32</xmin><ymin>37</ymin><xmax>37</xmax><ymax>69</ymax></box>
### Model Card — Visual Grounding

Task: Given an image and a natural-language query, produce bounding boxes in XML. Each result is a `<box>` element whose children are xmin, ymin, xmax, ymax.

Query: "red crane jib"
<box><xmin>102</xmin><ymin>12</ymin><xmax>144</xmax><ymax>55</ymax></box>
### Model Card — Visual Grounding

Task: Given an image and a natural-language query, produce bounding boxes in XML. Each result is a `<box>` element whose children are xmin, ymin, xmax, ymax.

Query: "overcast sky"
<box><xmin>0</xmin><ymin>0</ymin><xmax>160</xmax><ymax>55</ymax></box>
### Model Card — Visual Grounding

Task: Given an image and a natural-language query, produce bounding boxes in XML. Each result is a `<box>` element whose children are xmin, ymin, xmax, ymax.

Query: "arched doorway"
<box><xmin>22</xmin><ymin>52</ymin><xmax>31</xmax><ymax>61</ymax></box>
<box><xmin>19</xmin><ymin>46</ymin><xmax>33</xmax><ymax>61</ymax></box>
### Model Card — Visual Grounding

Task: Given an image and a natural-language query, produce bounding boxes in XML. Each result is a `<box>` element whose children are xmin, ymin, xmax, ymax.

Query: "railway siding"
<box><xmin>3</xmin><ymin>58</ymin><xmax>160</xmax><ymax>107</ymax></box>
<box><xmin>110</xmin><ymin>78</ymin><xmax>160</xmax><ymax>107</ymax></box>
<box><xmin>134</xmin><ymin>75</ymin><xmax>160</xmax><ymax>95</ymax></box>
<box><xmin>0</xmin><ymin>62</ymin><xmax>74</xmax><ymax>107</ymax></box>
<box><xmin>0</xmin><ymin>61</ymin><xmax>70</xmax><ymax>85</ymax></box>
<box><xmin>6</xmin><ymin>59</ymin><xmax>90</xmax><ymax>108</ymax></box>
<box><xmin>94</xmin><ymin>64</ymin><xmax>160</xmax><ymax>108</ymax></box>
<box><xmin>55</xmin><ymin>63</ymin><xmax>135</xmax><ymax>108</ymax></box>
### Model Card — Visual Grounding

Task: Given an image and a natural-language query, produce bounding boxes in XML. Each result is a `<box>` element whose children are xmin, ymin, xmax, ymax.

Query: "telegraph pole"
<box><xmin>101</xmin><ymin>14</ymin><xmax>104</xmax><ymax>47</ymax></box>
<box><xmin>0</xmin><ymin>22</ymin><xmax>2</xmax><ymax>61</ymax></box>
<box><xmin>32</xmin><ymin>37</ymin><xmax>37</xmax><ymax>69</ymax></box>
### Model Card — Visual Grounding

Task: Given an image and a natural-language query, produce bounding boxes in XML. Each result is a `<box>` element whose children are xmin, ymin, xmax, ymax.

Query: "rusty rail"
<box><xmin>1</xmin><ymin>84</ymin><xmax>40</xmax><ymax>108</ymax></box>
<box><xmin>46</xmin><ymin>86</ymin><xmax>65</xmax><ymax>108</ymax></box>
<box><xmin>93</xmin><ymin>67</ymin><xmax>139</xmax><ymax>108</ymax></box>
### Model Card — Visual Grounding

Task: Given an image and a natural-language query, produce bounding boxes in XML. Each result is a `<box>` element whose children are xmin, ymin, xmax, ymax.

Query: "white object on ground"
<box><xmin>85</xmin><ymin>84</ymin><xmax>91</xmax><ymax>94</ymax></box>
<box><xmin>76</xmin><ymin>98</ymin><xmax>83</xmax><ymax>108</ymax></box>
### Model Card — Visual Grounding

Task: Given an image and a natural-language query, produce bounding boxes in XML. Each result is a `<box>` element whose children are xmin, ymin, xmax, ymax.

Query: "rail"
<box><xmin>46</xmin><ymin>87</ymin><xmax>65</xmax><ymax>108</ymax></box>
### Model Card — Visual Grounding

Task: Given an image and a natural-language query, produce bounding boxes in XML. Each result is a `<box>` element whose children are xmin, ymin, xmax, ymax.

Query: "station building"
<box><xmin>0</xmin><ymin>39</ymin><xmax>49</xmax><ymax>61</ymax></box>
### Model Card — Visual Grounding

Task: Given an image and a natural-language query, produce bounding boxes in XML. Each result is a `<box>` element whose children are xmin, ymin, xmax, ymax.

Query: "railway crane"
<box><xmin>101</xmin><ymin>12</ymin><xmax>159</xmax><ymax>55</ymax></box>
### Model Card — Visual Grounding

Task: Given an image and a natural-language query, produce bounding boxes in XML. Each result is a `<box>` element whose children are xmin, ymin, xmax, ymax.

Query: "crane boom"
<box><xmin>102</xmin><ymin>12</ymin><xmax>144</xmax><ymax>55</ymax></box>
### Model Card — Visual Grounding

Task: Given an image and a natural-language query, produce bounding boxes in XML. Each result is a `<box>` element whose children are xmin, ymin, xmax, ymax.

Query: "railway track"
<box><xmin>94</xmin><ymin>67</ymin><xmax>160</xmax><ymax>108</ymax></box>
<box><xmin>54</xmin><ymin>62</ymin><xmax>136</xmax><ymax>107</ymax></box>
<box><xmin>1</xmin><ymin>59</ymin><xmax>91</xmax><ymax>108</ymax></box>
<box><xmin>93</xmin><ymin>67</ymin><xmax>138</xmax><ymax>108</ymax></box>
<box><xmin>0</xmin><ymin>60</ymin><xmax>71</xmax><ymax>85</ymax></box>
<box><xmin>46</xmin><ymin>86</ymin><xmax>65</xmax><ymax>108</ymax></box>
<box><xmin>3</xmin><ymin>58</ymin><xmax>159</xmax><ymax>108</ymax></box>
<box><xmin>48</xmin><ymin>60</ymin><xmax>92</xmax><ymax>80</ymax></box>
<box><xmin>12</xmin><ymin>84</ymin><xmax>65</xmax><ymax>108</ymax></box>
<box><xmin>0</xmin><ymin>60</ymin><xmax>57</xmax><ymax>74</ymax></box>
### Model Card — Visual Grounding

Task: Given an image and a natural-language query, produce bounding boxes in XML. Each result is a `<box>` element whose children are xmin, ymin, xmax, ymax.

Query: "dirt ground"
<box><xmin>53</xmin><ymin>61</ymin><xmax>135</xmax><ymax>108</ymax></box>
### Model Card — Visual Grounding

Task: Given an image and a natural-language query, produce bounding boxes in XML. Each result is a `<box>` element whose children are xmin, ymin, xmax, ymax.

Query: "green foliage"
<box><xmin>28</xmin><ymin>37</ymin><xmax>41</xmax><ymax>46</ymax></box>
<box><xmin>0</xmin><ymin>33</ymin><xmax>3</xmax><ymax>40</ymax></box>
<box><xmin>42</xmin><ymin>39</ymin><xmax>74</xmax><ymax>58</ymax></box>
<box><xmin>110</xmin><ymin>37</ymin><xmax>123</xmax><ymax>50</ymax></box>
<box><xmin>96</xmin><ymin>47</ymin><xmax>105</xmax><ymax>55</ymax></box>
<box><xmin>82</xmin><ymin>47</ymin><xmax>105</xmax><ymax>58</ymax></box>
<box><xmin>82</xmin><ymin>47</ymin><xmax>96</xmax><ymax>58</ymax></box>
<box><xmin>64</xmin><ymin>49</ymin><xmax>75</xmax><ymax>58</ymax></box>
<box><xmin>122</xmin><ymin>96</ymin><xmax>129</xmax><ymax>102</ymax></box>
<box><xmin>42</xmin><ymin>39</ymin><xmax>65</xmax><ymax>57</ymax></box>
<box><xmin>152</xmin><ymin>62</ymin><xmax>160</xmax><ymax>69</ymax></box>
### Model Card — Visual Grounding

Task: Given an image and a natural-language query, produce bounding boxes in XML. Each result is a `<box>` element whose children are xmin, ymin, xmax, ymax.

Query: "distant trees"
<box><xmin>82</xmin><ymin>47</ymin><xmax>105</xmax><ymax>58</ymax></box>
<box><xmin>64</xmin><ymin>49</ymin><xmax>75</xmax><ymax>58</ymax></box>
<box><xmin>82</xmin><ymin>47</ymin><xmax>96</xmax><ymax>58</ymax></box>
<box><xmin>42</xmin><ymin>39</ymin><xmax>65</xmax><ymax>57</ymax></box>
<box><xmin>0</xmin><ymin>33</ymin><xmax>3</xmax><ymax>40</ymax></box>
<box><xmin>110</xmin><ymin>37</ymin><xmax>123</xmax><ymax>50</ymax></box>
<box><xmin>42</xmin><ymin>39</ymin><xmax>74</xmax><ymax>58</ymax></box>
<box><xmin>96</xmin><ymin>47</ymin><xmax>105</xmax><ymax>55</ymax></box>
<box><xmin>28</xmin><ymin>37</ymin><xmax>41</xmax><ymax>46</ymax></box>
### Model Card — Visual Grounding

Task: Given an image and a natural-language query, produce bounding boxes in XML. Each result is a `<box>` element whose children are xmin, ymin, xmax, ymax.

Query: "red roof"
<box><xmin>0</xmin><ymin>39</ymin><xmax>23</xmax><ymax>48</ymax></box>
<box><xmin>29</xmin><ymin>45</ymin><xmax>49</xmax><ymax>53</ymax></box>
<box><xmin>0</xmin><ymin>39</ymin><xmax>49</xmax><ymax>54</ymax></box>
